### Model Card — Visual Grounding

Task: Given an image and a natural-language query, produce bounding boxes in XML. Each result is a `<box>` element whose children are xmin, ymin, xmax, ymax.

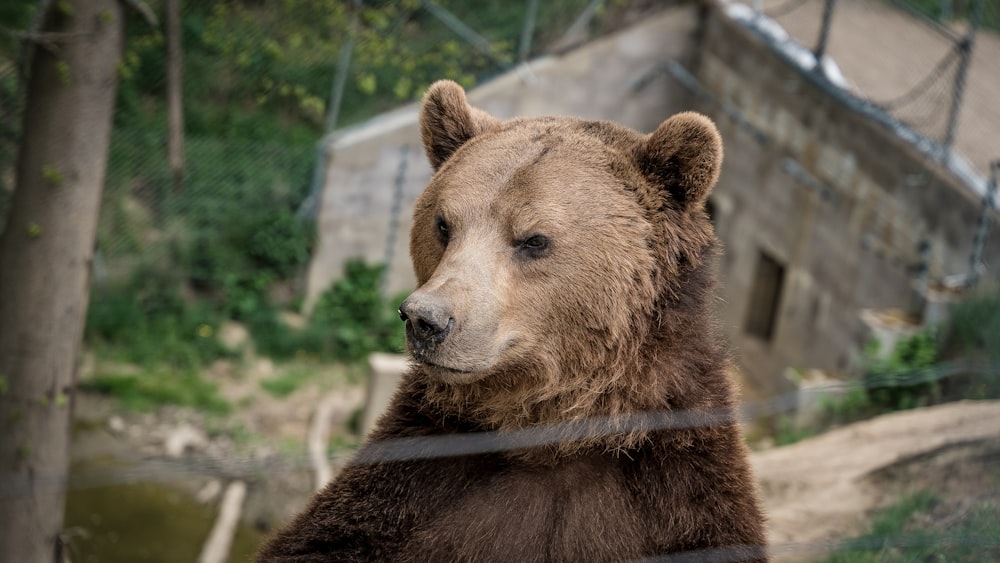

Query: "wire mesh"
<box><xmin>729</xmin><ymin>0</ymin><xmax>998</xmax><ymax>177</ymax></box>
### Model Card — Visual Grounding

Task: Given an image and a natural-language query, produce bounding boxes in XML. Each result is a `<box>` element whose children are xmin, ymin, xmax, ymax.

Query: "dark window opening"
<box><xmin>745</xmin><ymin>250</ymin><xmax>785</xmax><ymax>342</ymax></box>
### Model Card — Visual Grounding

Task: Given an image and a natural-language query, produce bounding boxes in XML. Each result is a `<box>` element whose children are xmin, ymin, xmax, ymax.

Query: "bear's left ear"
<box><xmin>420</xmin><ymin>80</ymin><xmax>501</xmax><ymax>170</ymax></box>
<box><xmin>637</xmin><ymin>112</ymin><xmax>722</xmax><ymax>211</ymax></box>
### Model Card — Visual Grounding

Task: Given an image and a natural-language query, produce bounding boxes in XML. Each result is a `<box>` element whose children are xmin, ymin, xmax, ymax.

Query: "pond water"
<box><xmin>64</xmin><ymin>477</ymin><xmax>266</xmax><ymax>562</ymax></box>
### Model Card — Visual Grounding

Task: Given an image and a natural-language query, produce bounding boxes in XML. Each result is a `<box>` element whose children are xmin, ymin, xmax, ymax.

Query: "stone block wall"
<box><xmin>696</xmin><ymin>5</ymin><xmax>999</xmax><ymax>395</ymax></box>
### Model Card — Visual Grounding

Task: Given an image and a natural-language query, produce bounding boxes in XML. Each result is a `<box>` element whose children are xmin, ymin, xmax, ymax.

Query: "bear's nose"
<box><xmin>399</xmin><ymin>298</ymin><xmax>453</xmax><ymax>346</ymax></box>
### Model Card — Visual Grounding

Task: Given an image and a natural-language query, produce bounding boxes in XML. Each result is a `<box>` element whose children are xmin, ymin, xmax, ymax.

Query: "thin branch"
<box><xmin>120</xmin><ymin>0</ymin><xmax>158</xmax><ymax>27</ymax></box>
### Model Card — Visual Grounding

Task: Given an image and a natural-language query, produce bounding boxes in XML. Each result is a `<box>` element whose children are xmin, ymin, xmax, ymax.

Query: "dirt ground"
<box><xmin>753</xmin><ymin>399</ymin><xmax>1000</xmax><ymax>560</ymax></box>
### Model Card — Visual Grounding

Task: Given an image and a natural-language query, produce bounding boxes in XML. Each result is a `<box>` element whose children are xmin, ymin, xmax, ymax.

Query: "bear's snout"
<box><xmin>399</xmin><ymin>296</ymin><xmax>454</xmax><ymax>353</ymax></box>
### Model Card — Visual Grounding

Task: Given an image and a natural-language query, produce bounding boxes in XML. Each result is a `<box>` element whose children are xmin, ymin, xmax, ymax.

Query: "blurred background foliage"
<box><xmin>0</xmin><ymin>0</ymin><xmax>639</xmax><ymax>378</ymax></box>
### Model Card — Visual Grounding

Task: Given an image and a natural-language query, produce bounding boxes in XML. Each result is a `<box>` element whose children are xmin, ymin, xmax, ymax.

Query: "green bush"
<box><xmin>86</xmin><ymin>271</ymin><xmax>230</xmax><ymax>371</ymax></box>
<box><xmin>862</xmin><ymin>331</ymin><xmax>940</xmax><ymax>412</ymax></box>
<box><xmin>259</xmin><ymin>368</ymin><xmax>315</xmax><ymax>398</ymax></box>
<box><xmin>773</xmin><ymin>416</ymin><xmax>818</xmax><ymax>447</ymax></box>
<box><xmin>310</xmin><ymin>260</ymin><xmax>406</xmax><ymax>362</ymax></box>
<box><xmin>245</xmin><ymin>304</ymin><xmax>325</xmax><ymax>360</ymax></box>
<box><xmin>943</xmin><ymin>289</ymin><xmax>1000</xmax><ymax>361</ymax></box>
<box><xmin>247</xmin><ymin>260</ymin><xmax>405</xmax><ymax>362</ymax></box>
<box><xmin>940</xmin><ymin>288</ymin><xmax>1000</xmax><ymax>400</ymax></box>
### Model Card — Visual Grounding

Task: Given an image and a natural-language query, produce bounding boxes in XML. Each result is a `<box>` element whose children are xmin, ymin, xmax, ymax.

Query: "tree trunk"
<box><xmin>166</xmin><ymin>0</ymin><xmax>184</xmax><ymax>192</ymax></box>
<box><xmin>0</xmin><ymin>1</ymin><xmax>124</xmax><ymax>561</ymax></box>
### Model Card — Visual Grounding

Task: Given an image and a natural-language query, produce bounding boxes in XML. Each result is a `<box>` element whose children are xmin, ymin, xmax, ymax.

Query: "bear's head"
<box><xmin>400</xmin><ymin>81</ymin><xmax>724</xmax><ymax>450</ymax></box>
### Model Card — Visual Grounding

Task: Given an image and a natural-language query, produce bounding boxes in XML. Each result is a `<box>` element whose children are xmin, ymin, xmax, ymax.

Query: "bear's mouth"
<box><xmin>414</xmin><ymin>356</ymin><xmax>489</xmax><ymax>383</ymax></box>
<box><xmin>407</xmin><ymin>335</ymin><xmax>518</xmax><ymax>384</ymax></box>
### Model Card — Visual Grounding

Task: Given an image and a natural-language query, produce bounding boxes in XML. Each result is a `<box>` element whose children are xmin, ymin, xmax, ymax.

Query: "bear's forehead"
<box><xmin>431</xmin><ymin>119</ymin><xmax>640</xmax><ymax>205</ymax></box>
<box><xmin>424</xmin><ymin>129</ymin><xmax>647</xmax><ymax>235</ymax></box>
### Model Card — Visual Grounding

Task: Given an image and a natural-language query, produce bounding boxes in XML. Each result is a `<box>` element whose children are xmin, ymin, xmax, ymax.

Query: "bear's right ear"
<box><xmin>420</xmin><ymin>80</ymin><xmax>501</xmax><ymax>170</ymax></box>
<box><xmin>637</xmin><ymin>112</ymin><xmax>722</xmax><ymax>211</ymax></box>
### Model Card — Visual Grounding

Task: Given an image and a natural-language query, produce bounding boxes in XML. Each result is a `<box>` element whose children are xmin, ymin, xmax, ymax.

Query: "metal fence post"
<box><xmin>940</xmin><ymin>0</ymin><xmax>953</xmax><ymax>21</ymax></box>
<box><xmin>325</xmin><ymin>0</ymin><xmax>363</xmax><ymax>134</ymax></box>
<box><xmin>942</xmin><ymin>0</ymin><xmax>981</xmax><ymax>159</ymax></box>
<box><xmin>519</xmin><ymin>0</ymin><xmax>540</xmax><ymax>63</ymax></box>
<box><xmin>967</xmin><ymin>160</ymin><xmax>1000</xmax><ymax>287</ymax></box>
<box><xmin>912</xmin><ymin>239</ymin><xmax>932</xmax><ymax>320</ymax></box>
<box><xmin>421</xmin><ymin>0</ymin><xmax>511</xmax><ymax>69</ymax></box>
<box><xmin>381</xmin><ymin>145</ymin><xmax>409</xmax><ymax>298</ymax></box>
<box><xmin>814</xmin><ymin>0</ymin><xmax>837</xmax><ymax>65</ymax></box>
<box><xmin>298</xmin><ymin>1</ymin><xmax>361</xmax><ymax>227</ymax></box>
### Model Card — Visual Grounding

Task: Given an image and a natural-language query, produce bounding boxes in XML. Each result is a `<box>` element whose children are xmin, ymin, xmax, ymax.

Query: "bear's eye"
<box><xmin>436</xmin><ymin>217</ymin><xmax>450</xmax><ymax>245</ymax></box>
<box><xmin>516</xmin><ymin>235</ymin><xmax>550</xmax><ymax>259</ymax></box>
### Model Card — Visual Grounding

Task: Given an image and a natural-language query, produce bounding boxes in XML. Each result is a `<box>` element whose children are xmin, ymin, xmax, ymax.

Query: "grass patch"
<box><xmin>819</xmin><ymin>491</ymin><xmax>1000</xmax><ymax>562</ymax></box>
<box><xmin>259</xmin><ymin>368</ymin><xmax>315</xmax><ymax>398</ymax></box>
<box><xmin>81</xmin><ymin>371</ymin><xmax>230</xmax><ymax>415</ymax></box>
<box><xmin>772</xmin><ymin>415</ymin><xmax>819</xmax><ymax>446</ymax></box>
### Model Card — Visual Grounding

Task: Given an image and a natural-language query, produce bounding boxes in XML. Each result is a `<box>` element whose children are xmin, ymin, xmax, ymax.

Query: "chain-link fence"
<box><xmin>728</xmin><ymin>0</ymin><xmax>998</xmax><ymax>179</ymax></box>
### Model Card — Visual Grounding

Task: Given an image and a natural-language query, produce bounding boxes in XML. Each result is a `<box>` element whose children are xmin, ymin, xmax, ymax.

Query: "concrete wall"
<box><xmin>305</xmin><ymin>6</ymin><xmax>701</xmax><ymax>308</ymax></box>
<box><xmin>695</xmin><ymin>5</ymin><xmax>1000</xmax><ymax>396</ymax></box>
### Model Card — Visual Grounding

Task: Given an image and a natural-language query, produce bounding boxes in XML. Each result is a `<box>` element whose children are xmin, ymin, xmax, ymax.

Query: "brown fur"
<box><xmin>258</xmin><ymin>81</ymin><xmax>767</xmax><ymax>562</ymax></box>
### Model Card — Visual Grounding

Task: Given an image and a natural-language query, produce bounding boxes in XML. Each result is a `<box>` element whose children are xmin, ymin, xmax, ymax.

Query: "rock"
<box><xmin>197</xmin><ymin>479</ymin><xmax>223</xmax><ymax>504</ymax></box>
<box><xmin>107</xmin><ymin>415</ymin><xmax>126</xmax><ymax>435</ymax></box>
<box><xmin>208</xmin><ymin>359</ymin><xmax>233</xmax><ymax>379</ymax></box>
<box><xmin>251</xmin><ymin>358</ymin><xmax>275</xmax><ymax>378</ymax></box>
<box><xmin>164</xmin><ymin>424</ymin><xmax>209</xmax><ymax>458</ymax></box>
<box><xmin>218</xmin><ymin>321</ymin><xmax>250</xmax><ymax>352</ymax></box>
<box><xmin>278</xmin><ymin>311</ymin><xmax>307</xmax><ymax>330</ymax></box>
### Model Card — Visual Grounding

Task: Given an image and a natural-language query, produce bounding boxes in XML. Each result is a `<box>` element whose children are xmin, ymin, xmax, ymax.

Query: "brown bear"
<box><xmin>257</xmin><ymin>80</ymin><xmax>767</xmax><ymax>562</ymax></box>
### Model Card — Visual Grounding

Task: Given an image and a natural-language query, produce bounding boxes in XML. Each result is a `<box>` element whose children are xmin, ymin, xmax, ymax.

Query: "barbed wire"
<box><xmin>731</xmin><ymin>0</ymin><xmax>994</xmax><ymax>173</ymax></box>
<box><xmin>873</xmin><ymin>43</ymin><xmax>961</xmax><ymax>112</ymax></box>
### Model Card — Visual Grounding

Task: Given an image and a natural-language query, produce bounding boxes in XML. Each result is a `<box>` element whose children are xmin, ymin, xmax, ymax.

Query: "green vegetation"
<box><xmin>903</xmin><ymin>0</ymin><xmax>1000</xmax><ymax>32</ymax></box>
<box><xmin>818</xmin><ymin>491</ymin><xmax>1000</xmax><ymax>562</ymax></box>
<box><xmin>774</xmin><ymin>331</ymin><xmax>941</xmax><ymax>445</ymax></box>
<box><xmin>772</xmin><ymin>415</ymin><xmax>819</xmax><ymax>447</ymax></box>
<box><xmin>774</xmin><ymin>287</ymin><xmax>1000</xmax><ymax>446</ymax></box>
<box><xmin>260</xmin><ymin>367</ymin><xmax>315</xmax><ymax>398</ymax></box>
<box><xmin>81</xmin><ymin>257</ymin><xmax>403</xmax><ymax>410</ymax></box>
<box><xmin>81</xmin><ymin>370</ymin><xmax>230</xmax><ymax>414</ymax></box>
<box><xmin>308</xmin><ymin>260</ymin><xmax>407</xmax><ymax>362</ymax></box>
<box><xmin>862</xmin><ymin>330</ymin><xmax>939</xmax><ymax>412</ymax></box>
<box><xmin>84</xmin><ymin>259</ymin><xmax>403</xmax><ymax>408</ymax></box>
<box><xmin>85</xmin><ymin>268</ymin><xmax>232</xmax><ymax>371</ymax></box>
<box><xmin>940</xmin><ymin>288</ymin><xmax>1000</xmax><ymax>400</ymax></box>
<box><xmin>246</xmin><ymin>260</ymin><xmax>406</xmax><ymax>363</ymax></box>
